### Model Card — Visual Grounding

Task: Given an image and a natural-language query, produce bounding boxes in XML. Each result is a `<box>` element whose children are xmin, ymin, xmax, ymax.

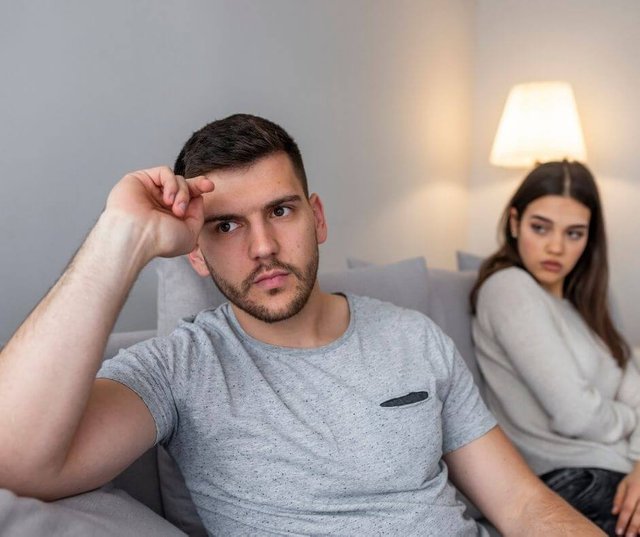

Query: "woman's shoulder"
<box><xmin>477</xmin><ymin>266</ymin><xmax>549</xmax><ymax>311</ymax></box>
<box><xmin>482</xmin><ymin>266</ymin><xmax>540</xmax><ymax>293</ymax></box>
<box><xmin>475</xmin><ymin>267</ymin><xmax>564</xmax><ymax>343</ymax></box>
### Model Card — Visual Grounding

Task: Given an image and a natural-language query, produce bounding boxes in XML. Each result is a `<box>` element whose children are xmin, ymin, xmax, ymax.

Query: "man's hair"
<box><xmin>174</xmin><ymin>113</ymin><xmax>308</xmax><ymax>196</ymax></box>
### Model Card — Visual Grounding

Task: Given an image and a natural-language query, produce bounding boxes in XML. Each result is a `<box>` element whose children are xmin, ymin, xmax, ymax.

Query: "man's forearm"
<box><xmin>507</xmin><ymin>485</ymin><xmax>605</xmax><ymax>536</ymax></box>
<box><xmin>0</xmin><ymin>211</ymin><xmax>152</xmax><ymax>484</ymax></box>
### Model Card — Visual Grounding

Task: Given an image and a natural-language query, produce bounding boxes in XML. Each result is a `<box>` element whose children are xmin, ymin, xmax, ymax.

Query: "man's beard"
<box><xmin>203</xmin><ymin>247</ymin><xmax>319</xmax><ymax>324</ymax></box>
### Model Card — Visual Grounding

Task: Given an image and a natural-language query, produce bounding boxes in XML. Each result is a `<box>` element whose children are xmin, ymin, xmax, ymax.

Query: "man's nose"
<box><xmin>248</xmin><ymin>221</ymin><xmax>279</xmax><ymax>260</ymax></box>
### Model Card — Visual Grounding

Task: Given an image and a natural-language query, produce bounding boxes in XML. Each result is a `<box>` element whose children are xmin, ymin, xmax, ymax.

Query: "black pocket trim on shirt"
<box><xmin>380</xmin><ymin>391</ymin><xmax>429</xmax><ymax>407</ymax></box>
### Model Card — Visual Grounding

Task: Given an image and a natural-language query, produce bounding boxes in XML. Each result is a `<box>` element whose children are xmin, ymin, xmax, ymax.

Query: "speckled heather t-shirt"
<box><xmin>99</xmin><ymin>294</ymin><xmax>495</xmax><ymax>536</ymax></box>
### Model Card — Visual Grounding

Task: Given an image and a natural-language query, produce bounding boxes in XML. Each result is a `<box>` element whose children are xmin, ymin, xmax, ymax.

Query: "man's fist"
<box><xmin>105</xmin><ymin>166</ymin><xmax>215</xmax><ymax>259</ymax></box>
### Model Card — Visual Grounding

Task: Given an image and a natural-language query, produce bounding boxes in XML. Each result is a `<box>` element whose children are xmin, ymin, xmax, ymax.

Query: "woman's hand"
<box><xmin>613</xmin><ymin>463</ymin><xmax>640</xmax><ymax>536</ymax></box>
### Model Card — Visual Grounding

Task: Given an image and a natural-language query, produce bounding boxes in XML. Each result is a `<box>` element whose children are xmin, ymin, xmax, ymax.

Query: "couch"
<box><xmin>1</xmin><ymin>254</ymin><xmax>499</xmax><ymax>536</ymax></box>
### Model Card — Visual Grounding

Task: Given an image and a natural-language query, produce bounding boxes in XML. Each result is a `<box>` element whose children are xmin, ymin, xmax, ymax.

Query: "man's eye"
<box><xmin>217</xmin><ymin>221</ymin><xmax>239</xmax><ymax>233</ymax></box>
<box><xmin>272</xmin><ymin>206</ymin><xmax>292</xmax><ymax>217</ymax></box>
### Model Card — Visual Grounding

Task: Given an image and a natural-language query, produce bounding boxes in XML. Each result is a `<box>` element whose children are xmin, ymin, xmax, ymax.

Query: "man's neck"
<box><xmin>231</xmin><ymin>285</ymin><xmax>350</xmax><ymax>348</ymax></box>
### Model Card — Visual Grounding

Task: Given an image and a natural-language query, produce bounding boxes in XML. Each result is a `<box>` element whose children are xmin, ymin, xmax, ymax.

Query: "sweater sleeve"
<box><xmin>477</xmin><ymin>268</ymin><xmax>636</xmax><ymax>445</ymax></box>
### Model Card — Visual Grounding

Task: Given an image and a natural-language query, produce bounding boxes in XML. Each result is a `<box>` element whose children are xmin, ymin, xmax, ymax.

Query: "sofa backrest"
<box><xmin>425</xmin><ymin>268</ymin><xmax>480</xmax><ymax>385</ymax></box>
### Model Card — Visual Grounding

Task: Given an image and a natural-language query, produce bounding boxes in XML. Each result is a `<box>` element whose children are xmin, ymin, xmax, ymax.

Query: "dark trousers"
<box><xmin>540</xmin><ymin>467</ymin><xmax>625</xmax><ymax>536</ymax></box>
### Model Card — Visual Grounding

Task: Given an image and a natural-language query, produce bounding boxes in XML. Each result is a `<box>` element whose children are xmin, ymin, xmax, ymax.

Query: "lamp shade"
<box><xmin>490</xmin><ymin>81</ymin><xmax>587</xmax><ymax>168</ymax></box>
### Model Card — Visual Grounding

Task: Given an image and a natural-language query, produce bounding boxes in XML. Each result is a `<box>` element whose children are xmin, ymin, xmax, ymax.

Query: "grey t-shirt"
<box><xmin>99</xmin><ymin>294</ymin><xmax>496</xmax><ymax>536</ymax></box>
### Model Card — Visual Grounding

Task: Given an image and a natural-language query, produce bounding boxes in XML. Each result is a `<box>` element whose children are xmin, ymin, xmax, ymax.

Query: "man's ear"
<box><xmin>509</xmin><ymin>208</ymin><xmax>519</xmax><ymax>239</ymax></box>
<box><xmin>187</xmin><ymin>247</ymin><xmax>211</xmax><ymax>277</ymax></box>
<box><xmin>309</xmin><ymin>193</ymin><xmax>327</xmax><ymax>244</ymax></box>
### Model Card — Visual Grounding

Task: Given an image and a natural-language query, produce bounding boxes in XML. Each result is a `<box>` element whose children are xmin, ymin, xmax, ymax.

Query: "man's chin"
<box><xmin>233</xmin><ymin>289</ymin><xmax>311</xmax><ymax>324</ymax></box>
<box><xmin>235</xmin><ymin>302</ymin><xmax>304</xmax><ymax>324</ymax></box>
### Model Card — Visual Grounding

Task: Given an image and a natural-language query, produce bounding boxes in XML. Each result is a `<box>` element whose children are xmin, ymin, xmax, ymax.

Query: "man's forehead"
<box><xmin>201</xmin><ymin>160</ymin><xmax>306</xmax><ymax>216</ymax></box>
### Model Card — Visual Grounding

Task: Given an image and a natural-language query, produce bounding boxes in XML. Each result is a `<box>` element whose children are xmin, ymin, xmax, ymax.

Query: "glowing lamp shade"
<box><xmin>490</xmin><ymin>82</ymin><xmax>587</xmax><ymax>168</ymax></box>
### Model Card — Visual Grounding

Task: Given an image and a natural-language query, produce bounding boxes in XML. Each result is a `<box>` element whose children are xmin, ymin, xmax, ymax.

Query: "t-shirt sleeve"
<box><xmin>97</xmin><ymin>336</ymin><xmax>180</xmax><ymax>445</ymax></box>
<box><xmin>433</xmin><ymin>326</ymin><xmax>497</xmax><ymax>454</ymax></box>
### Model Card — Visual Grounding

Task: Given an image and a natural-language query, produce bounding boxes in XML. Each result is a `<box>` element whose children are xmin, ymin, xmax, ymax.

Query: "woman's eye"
<box><xmin>272</xmin><ymin>206</ymin><xmax>292</xmax><ymax>217</ymax></box>
<box><xmin>217</xmin><ymin>221</ymin><xmax>239</xmax><ymax>233</ymax></box>
<box><xmin>567</xmin><ymin>230</ymin><xmax>585</xmax><ymax>240</ymax></box>
<box><xmin>531</xmin><ymin>223</ymin><xmax>548</xmax><ymax>235</ymax></box>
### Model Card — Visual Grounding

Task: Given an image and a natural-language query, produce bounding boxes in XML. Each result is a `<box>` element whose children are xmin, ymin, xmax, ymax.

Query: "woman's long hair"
<box><xmin>470</xmin><ymin>160</ymin><xmax>630</xmax><ymax>368</ymax></box>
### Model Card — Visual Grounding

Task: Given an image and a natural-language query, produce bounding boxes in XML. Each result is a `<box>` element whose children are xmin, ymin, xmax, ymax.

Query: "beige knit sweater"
<box><xmin>473</xmin><ymin>267</ymin><xmax>640</xmax><ymax>475</ymax></box>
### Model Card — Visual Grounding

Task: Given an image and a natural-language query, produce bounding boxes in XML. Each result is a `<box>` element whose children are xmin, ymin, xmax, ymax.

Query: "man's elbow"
<box><xmin>0</xmin><ymin>451</ymin><xmax>67</xmax><ymax>500</ymax></box>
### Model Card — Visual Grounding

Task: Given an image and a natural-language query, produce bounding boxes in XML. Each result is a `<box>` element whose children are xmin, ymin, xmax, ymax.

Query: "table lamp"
<box><xmin>490</xmin><ymin>81</ymin><xmax>587</xmax><ymax>168</ymax></box>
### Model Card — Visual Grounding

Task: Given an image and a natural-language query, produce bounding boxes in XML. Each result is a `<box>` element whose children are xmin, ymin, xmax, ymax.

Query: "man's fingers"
<box><xmin>172</xmin><ymin>176</ymin><xmax>214</xmax><ymax>217</ymax></box>
<box><xmin>121</xmin><ymin>168</ymin><xmax>213</xmax><ymax>221</ymax></box>
<box><xmin>171</xmin><ymin>178</ymin><xmax>192</xmax><ymax>217</ymax></box>
<box><xmin>186</xmin><ymin>176</ymin><xmax>215</xmax><ymax>197</ymax></box>
<box><xmin>183</xmin><ymin>195</ymin><xmax>205</xmax><ymax>228</ymax></box>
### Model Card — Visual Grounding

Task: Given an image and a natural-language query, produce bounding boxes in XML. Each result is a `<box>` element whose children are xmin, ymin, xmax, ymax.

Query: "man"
<box><xmin>0</xmin><ymin>114</ymin><xmax>603</xmax><ymax>535</ymax></box>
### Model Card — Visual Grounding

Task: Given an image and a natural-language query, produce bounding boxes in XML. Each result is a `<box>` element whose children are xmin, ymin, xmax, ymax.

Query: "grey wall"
<box><xmin>469</xmin><ymin>0</ymin><xmax>640</xmax><ymax>345</ymax></box>
<box><xmin>0</xmin><ymin>1</ymin><xmax>474</xmax><ymax>341</ymax></box>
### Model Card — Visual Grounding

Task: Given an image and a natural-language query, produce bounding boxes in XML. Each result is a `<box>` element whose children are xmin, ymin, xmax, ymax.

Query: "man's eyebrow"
<box><xmin>265</xmin><ymin>194</ymin><xmax>302</xmax><ymax>210</ymax></box>
<box><xmin>204</xmin><ymin>194</ymin><xmax>303</xmax><ymax>224</ymax></box>
<box><xmin>529</xmin><ymin>214</ymin><xmax>588</xmax><ymax>228</ymax></box>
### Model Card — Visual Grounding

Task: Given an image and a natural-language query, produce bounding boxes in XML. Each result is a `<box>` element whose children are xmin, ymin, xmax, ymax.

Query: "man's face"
<box><xmin>189</xmin><ymin>152</ymin><xmax>327</xmax><ymax>323</ymax></box>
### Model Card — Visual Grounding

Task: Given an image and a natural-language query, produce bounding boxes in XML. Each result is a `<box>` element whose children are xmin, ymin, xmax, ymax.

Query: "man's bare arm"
<box><xmin>0</xmin><ymin>168</ymin><xmax>213</xmax><ymax>499</ymax></box>
<box><xmin>444</xmin><ymin>426</ymin><xmax>605</xmax><ymax>536</ymax></box>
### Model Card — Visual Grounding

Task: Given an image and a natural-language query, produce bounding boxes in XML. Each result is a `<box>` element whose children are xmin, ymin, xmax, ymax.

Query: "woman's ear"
<box><xmin>509</xmin><ymin>208</ymin><xmax>519</xmax><ymax>239</ymax></box>
<box><xmin>187</xmin><ymin>247</ymin><xmax>211</xmax><ymax>277</ymax></box>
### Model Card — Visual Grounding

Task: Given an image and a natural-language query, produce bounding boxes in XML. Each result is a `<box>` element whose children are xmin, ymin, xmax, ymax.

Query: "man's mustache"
<box><xmin>240</xmin><ymin>260</ymin><xmax>304</xmax><ymax>294</ymax></box>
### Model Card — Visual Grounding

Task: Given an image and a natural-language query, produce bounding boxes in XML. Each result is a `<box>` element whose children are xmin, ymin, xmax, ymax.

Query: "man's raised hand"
<box><xmin>105</xmin><ymin>166</ymin><xmax>214</xmax><ymax>259</ymax></box>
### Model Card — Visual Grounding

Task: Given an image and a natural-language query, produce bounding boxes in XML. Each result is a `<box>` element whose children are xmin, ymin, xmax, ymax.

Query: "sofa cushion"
<box><xmin>157</xmin><ymin>448</ymin><xmax>208</xmax><ymax>537</ymax></box>
<box><xmin>456</xmin><ymin>250</ymin><xmax>484</xmax><ymax>272</ymax></box>
<box><xmin>425</xmin><ymin>269</ymin><xmax>481</xmax><ymax>386</ymax></box>
<box><xmin>0</xmin><ymin>485</ymin><xmax>185</xmax><ymax>537</ymax></box>
<box><xmin>156</xmin><ymin>257</ymin><xmax>226</xmax><ymax>337</ymax></box>
<box><xmin>111</xmin><ymin>446</ymin><xmax>163</xmax><ymax>517</ymax></box>
<box><xmin>321</xmin><ymin>257</ymin><xmax>430</xmax><ymax>316</ymax></box>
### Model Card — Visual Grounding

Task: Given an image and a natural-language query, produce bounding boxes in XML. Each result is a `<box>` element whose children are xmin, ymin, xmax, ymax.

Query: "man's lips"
<box><xmin>541</xmin><ymin>261</ymin><xmax>562</xmax><ymax>272</ymax></box>
<box><xmin>253</xmin><ymin>270</ymin><xmax>290</xmax><ymax>288</ymax></box>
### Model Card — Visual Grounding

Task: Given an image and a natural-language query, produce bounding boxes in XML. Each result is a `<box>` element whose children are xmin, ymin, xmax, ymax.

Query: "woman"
<box><xmin>470</xmin><ymin>160</ymin><xmax>640</xmax><ymax>536</ymax></box>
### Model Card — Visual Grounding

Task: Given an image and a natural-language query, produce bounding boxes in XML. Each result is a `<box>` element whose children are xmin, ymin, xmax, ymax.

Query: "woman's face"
<box><xmin>511</xmin><ymin>195</ymin><xmax>591</xmax><ymax>298</ymax></box>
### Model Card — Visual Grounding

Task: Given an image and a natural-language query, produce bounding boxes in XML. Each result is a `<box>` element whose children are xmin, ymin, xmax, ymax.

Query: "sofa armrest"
<box><xmin>104</xmin><ymin>329</ymin><xmax>157</xmax><ymax>360</ymax></box>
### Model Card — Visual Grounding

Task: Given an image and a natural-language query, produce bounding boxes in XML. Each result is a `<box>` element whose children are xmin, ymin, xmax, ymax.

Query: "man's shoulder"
<box><xmin>176</xmin><ymin>302</ymin><xmax>231</xmax><ymax>333</ymax></box>
<box><xmin>123</xmin><ymin>304</ymin><xmax>234</xmax><ymax>358</ymax></box>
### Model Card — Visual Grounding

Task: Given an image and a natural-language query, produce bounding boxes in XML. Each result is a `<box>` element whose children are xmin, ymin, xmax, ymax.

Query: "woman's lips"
<box><xmin>541</xmin><ymin>261</ymin><xmax>562</xmax><ymax>273</ymax></box>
